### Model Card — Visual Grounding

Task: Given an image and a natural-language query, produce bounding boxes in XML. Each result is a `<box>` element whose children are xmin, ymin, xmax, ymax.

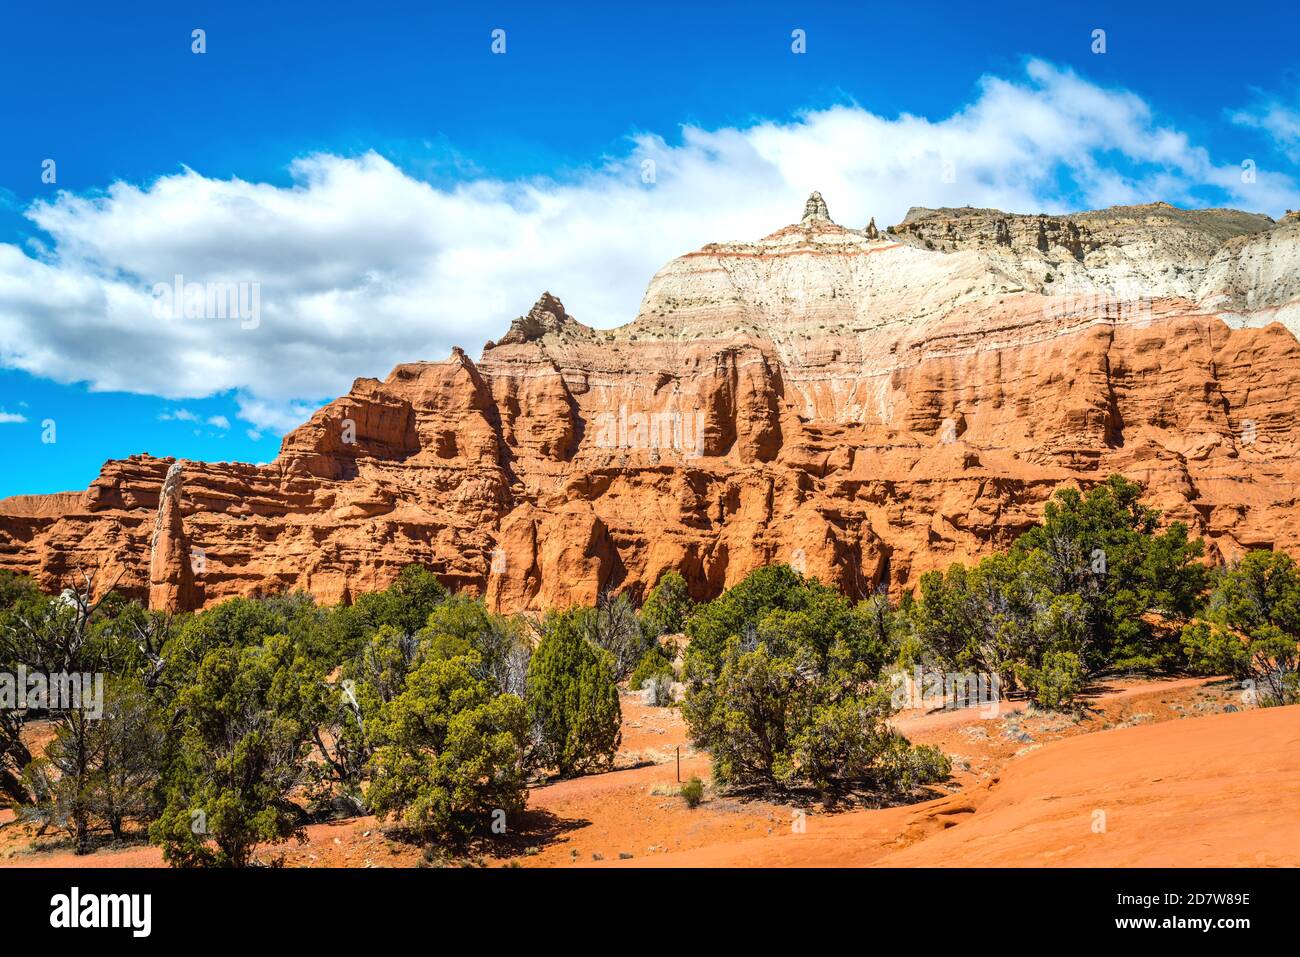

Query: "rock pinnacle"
<box><xmin>801</xmin><ymin>191</ymin><xmax>832</xmax><ymax>224</ymax></box>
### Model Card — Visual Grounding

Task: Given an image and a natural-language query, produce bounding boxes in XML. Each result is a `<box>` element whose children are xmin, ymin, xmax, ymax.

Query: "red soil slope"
<box><xmin>883</xmin><ymin>704</ymin><xmax>1300</xmax><ymax>867</ymax></box>
<box><xmin>628</xmin><ymin>701</ymin><xmax>1300</xmax><ymax>867</ymax></box>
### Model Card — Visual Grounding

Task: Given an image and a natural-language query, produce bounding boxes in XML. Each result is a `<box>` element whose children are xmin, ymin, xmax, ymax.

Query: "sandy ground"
<box><xmin>3</xmin><ymin>674</ymin><xmax>1293</xmax><ymax>868</ymax></box>
<box><xmin>883</xmin><ymin>703</ymin><xmax>1300</xmax><ymax>867</ymax></box>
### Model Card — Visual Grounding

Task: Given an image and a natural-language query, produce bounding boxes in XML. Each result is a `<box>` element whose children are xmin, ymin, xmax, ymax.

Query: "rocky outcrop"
<box><xmin>147</xmin><ymin>461</ymin><xmax>197</xmax><ymax>612</ymax></box>
<box><xmin>802</xmin><ymin>191</ymin><xmax>831</xmax><ymax>223</ymax></box>
<box><xmin>4</xmin><ymin>194</ymin><xmax>1300</xmax><ymax>613</ymax></box>
<box><xmin>495</xmin><ymin>292</ymin><xmax>579</xmax><ymax>346</ymax></box>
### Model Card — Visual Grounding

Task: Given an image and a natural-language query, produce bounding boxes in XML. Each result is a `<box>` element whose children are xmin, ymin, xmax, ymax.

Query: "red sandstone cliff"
<box><xmin>4</xmin><ymin>195</ymin><xmax>1300</xmax><ymax>612</ymax></box>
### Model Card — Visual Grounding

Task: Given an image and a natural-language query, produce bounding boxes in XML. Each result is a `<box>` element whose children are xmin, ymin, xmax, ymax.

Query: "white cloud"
<box><xmin>1232</xmin><ymin>96</ymin><xmax>1300</xmax><ymax>163</ymax></box>
<box><xmin>159</xmin><ymin>408</ymin><xmax>199</xmax><ymax>422</ymax></box>
<box><xmin>1</xmin><ymin>59</ymin><xmax>1297</xmax><ymax>436</ymax></box>
<box><xmin>0</xmin><ymin>411</ymin><xmax>27</xmax><ymax>424</ymax></box>
<box><xmin>234</xmin><ymin>395</ymin><xmax>320</xmax><ymax>433</ymax></box>
<box><xmin>207</xmin><ymin>414</ymin><xmax>231</xmax><ymax>430</ymax></box>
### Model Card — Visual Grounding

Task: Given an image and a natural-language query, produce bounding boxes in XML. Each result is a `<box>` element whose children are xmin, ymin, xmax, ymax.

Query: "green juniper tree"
<box><xmin>525</xmin><ymin>611</ymin><xmax>622</xmax><ymax>777</ymax></box>
<box><xmin>682</xmin><ymin>566</ymin><xmax>946</xmax><ymax>796</ymax></box>
<box><xmin>1182</xmin><ymin>549</ymin><xmax>1300</xmax><ymax>706</ymax></box>
<box><xmin>150</xmin><ymin>634</ymin><xmax>325</xmax><ymax>867</ymax></box>
<box><xmin>364</xmin><ymin>652</ymin><xmax>528</xmax><ymax>843</ymax></box>
<box><xmin>640</xmin><ymin>571</ymin><xmax>693</xmax><ymax>638</ymax></box>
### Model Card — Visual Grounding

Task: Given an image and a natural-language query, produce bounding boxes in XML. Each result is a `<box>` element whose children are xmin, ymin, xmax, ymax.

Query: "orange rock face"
<box><xmin>3</xmin><ymin>196</ymin><xmax>1300</xmax><ymax>612</ymax></box>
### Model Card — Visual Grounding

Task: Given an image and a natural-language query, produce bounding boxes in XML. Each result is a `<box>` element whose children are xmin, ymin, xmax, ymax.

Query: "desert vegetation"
<box><xmin>903</xmin><ymin>475</ymin><xmax>1210</xmax><ymax>707</ymax></box>
<box><xmin>0</xmin><ymin>475</ymin><xmax>1296</xmax><ymax>865</ymax></box>
<box><xmin>681</xmin><ymin>564</ymin><xmax>950</xmax><ymax>796</ymax></box>
<box><xmin>0</xmin><ymin>566</ymin><xmax>607</xmax><ymax>863</ymax></box>
<box><xmin>898</xmin><ymin>477</ymin><xmax>1297</xmax><ymax>710</ymax></box>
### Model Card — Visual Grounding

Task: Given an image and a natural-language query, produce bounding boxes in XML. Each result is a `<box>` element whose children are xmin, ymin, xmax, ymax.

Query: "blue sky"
<box><xmin>1</xmin><ymin>0</ymin><xmax>1298</xmax><ymax>496</ymax></box>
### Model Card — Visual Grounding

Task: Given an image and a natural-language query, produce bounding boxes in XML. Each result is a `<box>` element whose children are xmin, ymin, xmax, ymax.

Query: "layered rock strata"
<box><xmin>4</xmin><ymin>196</ymin><xmax>1300</xmax><ymax>612</ymax></box>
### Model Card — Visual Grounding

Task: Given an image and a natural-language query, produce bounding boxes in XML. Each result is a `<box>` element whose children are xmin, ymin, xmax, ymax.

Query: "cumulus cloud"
<box><xmin>1</xmin><ymin>59</ymin><xmax>1297</xmax><ymax>435</ymax></box>
<box><xmin>207</xmin><ymin>414</ymin><xmax>231</xmax><ymax>430</ymax></box>
<box><xmin>0</xmin><ymin>411</ymin><xmax>27</xmax><ymax>424</ymax></box>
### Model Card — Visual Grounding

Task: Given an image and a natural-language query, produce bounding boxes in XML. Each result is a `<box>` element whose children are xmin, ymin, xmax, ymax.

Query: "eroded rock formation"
<box><xmin>4</xmin><ymin>194</ymin><xmax>1300</xmax><ymax>613</ymax></box>
<box><xmin>147</xmin><ymin>460</ymin><xmax>196</xmax><ymax>612</ymax></box>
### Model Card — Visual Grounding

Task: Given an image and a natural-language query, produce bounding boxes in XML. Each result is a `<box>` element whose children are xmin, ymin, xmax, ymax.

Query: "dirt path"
<box><xmin>515</xmin><ymin>674</ymin><xmax>1251</xmax><ymax>867</ymax></box>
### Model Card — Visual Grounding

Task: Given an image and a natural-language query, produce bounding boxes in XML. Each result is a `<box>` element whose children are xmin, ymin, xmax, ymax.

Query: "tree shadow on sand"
<box><xmin>715</xmin><ymin>780</ymin><xmax>953</xmax><ymax>815</ymax></box>
<box><xmin>473</xmin><ymin>806</ymin><xmax>593</xmax><ymax>860</ymax></box>
<box><xmin>9</xmin><ymin>824</ymin><xmax>153</xmax><ymax>858</ymax></box>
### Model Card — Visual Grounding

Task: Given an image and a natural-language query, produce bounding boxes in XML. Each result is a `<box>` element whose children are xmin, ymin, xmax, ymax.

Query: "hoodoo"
<box><xmin>147</xmin><ymin>461</ymin><xmax>197</xmax><ymax>612</ymax></box>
